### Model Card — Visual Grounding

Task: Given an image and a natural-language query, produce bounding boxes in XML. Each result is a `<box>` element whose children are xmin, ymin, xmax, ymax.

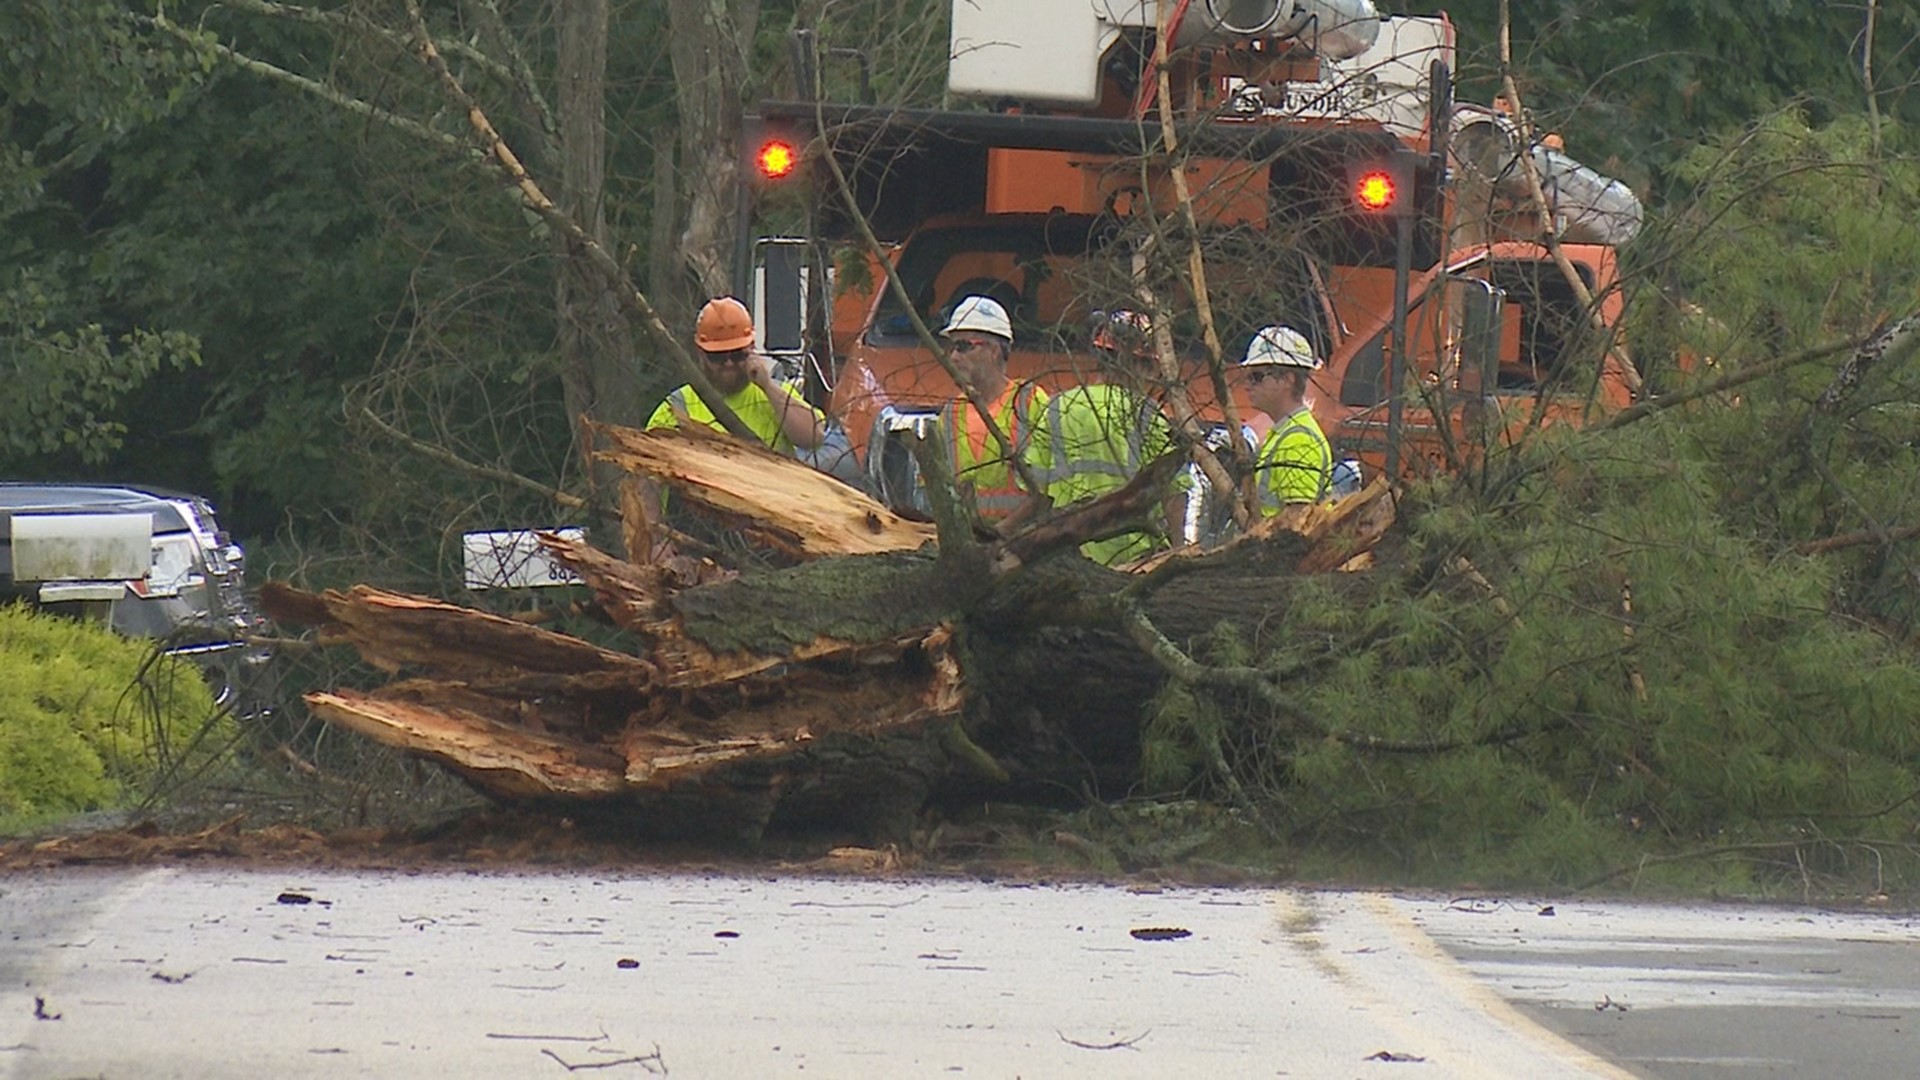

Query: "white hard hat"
<box><xmin>1242</xmin><ymin>325</ymin><xmax>1320</xmax><ymax>370</ymax></box>
<box><xmin>941</xmin><ymin>295</ymin><xmax>1013</xmax><ymax>341</ymax></box>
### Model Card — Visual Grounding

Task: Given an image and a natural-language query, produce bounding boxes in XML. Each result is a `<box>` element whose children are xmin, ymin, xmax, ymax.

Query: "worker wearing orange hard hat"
<box><xmin>646</xmin><ymin>296</ymin><xmax>824</xmax><ymax>452</ymax></box>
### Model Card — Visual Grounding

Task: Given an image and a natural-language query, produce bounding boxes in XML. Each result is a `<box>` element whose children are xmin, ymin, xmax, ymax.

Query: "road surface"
<box><xmin>1</xmin><ymin>867</ymin><xmax>1913</xmax><ymax>1078</ymax></box>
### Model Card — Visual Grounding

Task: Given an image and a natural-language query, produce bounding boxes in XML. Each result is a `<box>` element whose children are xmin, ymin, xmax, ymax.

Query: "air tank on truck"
<box><xmin>739</xmin><ymin>0</ymin><xmax>1647</xmax><ymax>513</ymax></box>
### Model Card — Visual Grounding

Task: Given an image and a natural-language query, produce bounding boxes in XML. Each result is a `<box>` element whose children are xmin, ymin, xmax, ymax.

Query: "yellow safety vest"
<box><xmin>645</xmin><ymin>381</ymin><xmax>820</xmax><ymax>453</ymax></box>
<box><xmin>1044</xmin><ymin>384</ymin><xmax>1180</xmax><ymax>564</ymax></box>
<box><xmin>1253</xmin><ymin>406</ymin><xmax>1332</xmax><ymax>512</ymax></box>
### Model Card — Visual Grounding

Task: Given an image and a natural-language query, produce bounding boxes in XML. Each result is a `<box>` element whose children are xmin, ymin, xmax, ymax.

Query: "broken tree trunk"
<box><xmin>263</xmin><ymin>425</ymin><xmax>1394</xmax><ymax>841</ymax></box>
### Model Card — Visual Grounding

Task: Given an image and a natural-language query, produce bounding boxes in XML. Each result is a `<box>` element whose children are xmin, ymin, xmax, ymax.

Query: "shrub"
<box><xmin>0</xmin><ymin>602</ymin><xmax>222</xmax><ymax>821</ymax></box>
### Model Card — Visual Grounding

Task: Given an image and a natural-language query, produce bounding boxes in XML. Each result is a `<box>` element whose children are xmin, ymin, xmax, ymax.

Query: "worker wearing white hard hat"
<box><xmin>1239</xmin><ymin>325</ymin><xmax>1333</xmax><ymax>509</ymax></box>
<box><xmin>937</xmin><ymin>295</ymin><xmax>1053</xmax><ymax>525</ymax></box>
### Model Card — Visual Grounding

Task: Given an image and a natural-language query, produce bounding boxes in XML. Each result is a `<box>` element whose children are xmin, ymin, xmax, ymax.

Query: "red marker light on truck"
<box><xmin>1354</xmin><ymin>170</ymin><xmax>1396</xmax><ymax>212</ymax></box>
<box><xmin>756</xmin><ymin>139</ymin><xmax>798</xmax><ymax>179</ymax></box>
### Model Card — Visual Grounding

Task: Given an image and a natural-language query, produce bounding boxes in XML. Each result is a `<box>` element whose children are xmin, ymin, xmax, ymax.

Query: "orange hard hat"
<box><xmin>695</xmin><ymin>296</ymin><xmax>755</xmax><ymax>352</ymax></box>
<box><xmin>1092</xmin><ymin>309</ymin><xmax>1154</xmax><ymax>358</ymax></box>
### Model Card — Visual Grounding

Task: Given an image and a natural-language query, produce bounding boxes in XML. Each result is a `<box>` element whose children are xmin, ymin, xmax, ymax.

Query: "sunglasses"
<box><xmin>703</xmin><ymin>348</ymin><xmax>752</xmax><ymax>365</ymax></box>
<box><xmin>1247</xmin><ymin>369</ymin><xmax>1274</xmax><ymax>384</ymax></box>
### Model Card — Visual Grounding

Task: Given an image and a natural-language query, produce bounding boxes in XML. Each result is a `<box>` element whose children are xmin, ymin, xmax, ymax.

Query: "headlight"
<box><xmin>145</xmin><ymin>534</ymin><xmax>203</xmax><ymax>598</ymax></box>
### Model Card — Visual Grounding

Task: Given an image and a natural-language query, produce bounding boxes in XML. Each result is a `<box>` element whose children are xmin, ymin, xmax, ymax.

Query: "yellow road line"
<box><xmin>1360</xmin><ymin>893</ymin><xmax>1644</xmax><ymax>1080</ymax></box>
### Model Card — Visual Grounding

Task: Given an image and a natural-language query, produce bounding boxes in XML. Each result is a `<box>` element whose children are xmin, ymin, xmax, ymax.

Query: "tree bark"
<box><xmin>666</xmin><ymin>0</ymin><xmax>762</xmax><ymax>296</ymax></box>
<box><xmin>554</xmin><ymin>0</ymin><xmax>646</xmax><ymax>493</ymax></box>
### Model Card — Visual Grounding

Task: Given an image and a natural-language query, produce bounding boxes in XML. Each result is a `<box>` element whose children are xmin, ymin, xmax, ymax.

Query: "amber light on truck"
<box><xmin>756</xmin><ymin>139</ymin><xmax>798</xmax><ymax>179</ymax></box>
<box><xmin>1354</xmin><ymin>170</ymin><xmax>1397</xmax><ymax>212</ymax></box>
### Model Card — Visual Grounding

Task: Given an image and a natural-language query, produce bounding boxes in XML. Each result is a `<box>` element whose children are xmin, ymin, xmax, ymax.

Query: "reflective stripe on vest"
<box><xmin>1254</xmin><ymin>417</ymin><xmax>1333</xmax><ymax>511</ymax></box>
<box><xmin>948</xmin><ymin>383</ymin><xmax>1039</xmax><ymax>519</ymax></box>
<box><xmin>1043</xmin><ymin>390</ymin><xmax>1152</xmax><ymax>486</ymax></box>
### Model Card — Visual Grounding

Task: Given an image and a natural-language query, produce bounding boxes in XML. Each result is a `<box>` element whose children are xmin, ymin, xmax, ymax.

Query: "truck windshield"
<box><xmin>867</xmin><ymin>215</ymin><xmax>1329</xmax><ymax>364</ymax></box>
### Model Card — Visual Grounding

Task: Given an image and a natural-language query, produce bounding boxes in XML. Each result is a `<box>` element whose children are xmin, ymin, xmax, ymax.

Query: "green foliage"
<box><xmin>1409</xmin><ymin>1</ymin><xmax>1920</xmax><ymax>191</ymax></box>
<box><xmin>0</xmin><ymin>604</ymin><xmax>224</xmax><ymax>823</ymax></box>
<box><xmin>0</xmin><ymin>1</ymin><xmax>212</xmax><ymax>203</ymax></box>
<box><xmin>1669</xmin><ymin>113</ymin><xmax>1920</xmax><ymax>347</ymax></box>
<box><xmin>1655</xmin><ymin>115</ymin><xmax>1920</xmax><ymax>630</ymax></box>
<box><xmin>0</xmin><ymin>271</ymin><xmax>202</xmax><ymax>464</ymax></box>
<box><xmin>1224</xmin><ymin>419</ymin><xmax>1920</xmax><ymax>889</ymax></box>
<box><xmin>1125</xmin><ymin>112</ymin><xmax>1920</xmax><ymax>894</ymax></box>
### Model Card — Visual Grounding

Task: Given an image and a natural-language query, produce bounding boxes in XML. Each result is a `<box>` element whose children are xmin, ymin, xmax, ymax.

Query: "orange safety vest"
<box><xmin>946</xmin><ymin>382</ymin><xmax>1047</xmax><ymax>521</ymax></box>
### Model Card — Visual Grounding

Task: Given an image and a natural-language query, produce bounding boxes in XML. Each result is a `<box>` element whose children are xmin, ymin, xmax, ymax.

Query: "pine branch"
<box><xmin>1794</xmin><ymin>522</ymin><xmax>1920</xmax><ymax>556</ymax></box>
<box><xmin>1595</xmin><ymin>335</ymin><xmax>1862</xmax><ymax>433</ymax></box>
<box><xmin>1110</xmin><ymin>593</ymin><xmax>1548</xmax><ymax>756</ymax></box>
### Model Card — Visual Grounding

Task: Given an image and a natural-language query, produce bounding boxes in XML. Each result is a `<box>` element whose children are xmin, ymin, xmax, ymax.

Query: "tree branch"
<box><xmin>359</xmin><ymin>407</ymin><xmax>589</xmax><ymax>511</ymax></box>
<box><xmin>1794</xmin><ymin>522</ymin><xmax>1920</xmax><ymax>556</ymax></box>
<box><xmin>1595</xmin><ymin>335</ymin><xmax>1862</xmax><ymax>433</ymax></box>
<box><xmin>1496</xmin><ymin>0</ymin><xmax>1640</xmax><ymax>397</ymax></box>
<box><xmin>141</xmin><ymin>13</ymin><xmax>475</xmax><ymax>159</ymax></box>
<box><xmin>812</xmin><ymin>106</ymin><xmax>1048</xmax><ymax>506</ymax></box>
<box><xmin>400</xmin><ymin>0</ymin><xmax>756</xmax><ymax>443</ymax></box>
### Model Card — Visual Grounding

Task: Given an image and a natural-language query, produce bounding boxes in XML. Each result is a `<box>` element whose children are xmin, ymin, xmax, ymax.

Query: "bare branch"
<box><xmin>141</xmin><ymin>13</ymin><xmax>475</xmax><ymax>159</ymax></box>
<box><xmin>811</xmin><ymin>107</ymin><xmax>1049</xmax><ymax>507</ymax></box>
<box><xmin>360</xmin><ymin>407</ymin><xmax>589</xmax><ymax>511</ymax></box>
<box><xmin>399</xmin><ymin>0</ymin><xmax>757</xmax><ymax>443</ymax></box>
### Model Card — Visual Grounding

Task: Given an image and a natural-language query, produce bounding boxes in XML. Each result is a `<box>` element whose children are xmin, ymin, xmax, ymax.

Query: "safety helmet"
<box><xmin>941</xmin><ymin>295</ymin><xmax>1014</xmax><ymax>342</ymax></box>
<box><xmin>1092</xmin><ymin>309</ymin><xmax>1155</xmax><ymax>358</ymax></box>
<box><xmin>695</xmin><ymin>296</ymin><xmax>756</xmax><ymax>352</ymax></box>
<box><xmin>1242</xmin><ymin>325</ymin><xmax>1321</xmax><ymax>370</ymax></box>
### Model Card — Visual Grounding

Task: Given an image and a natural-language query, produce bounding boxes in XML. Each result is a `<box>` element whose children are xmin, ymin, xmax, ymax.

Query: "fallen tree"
<box><xmin>255</xmin><ymin>319</ymin><xmax>1920</xmax><ymax>897</ymax></box>
<box><xmin>262</xmin><ymin>422</ymin><xmax>1394</xmax><ymax>841</ymax></box>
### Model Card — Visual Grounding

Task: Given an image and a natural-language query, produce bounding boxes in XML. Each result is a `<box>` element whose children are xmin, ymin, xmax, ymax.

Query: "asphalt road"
<box><xmin>0</xmin><ymin>867</ymin><xmax>1913</xmax><ymax>1078</ymax></box>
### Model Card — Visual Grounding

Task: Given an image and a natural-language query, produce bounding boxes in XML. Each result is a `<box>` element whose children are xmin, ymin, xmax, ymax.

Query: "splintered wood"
<box><xmin>264</xmin><ymin>579</ymin><xmax>964</xmax><ymax>801</ymax></box>
<box><xmin>1131</xmin><ymin>476</ymin><xmax>1397</xmax><ymax>574</ymax></box>
<box><xmin>593</xmin><ymin>422</ymin><xmax>936</xmax><ymax>558</ymax></box>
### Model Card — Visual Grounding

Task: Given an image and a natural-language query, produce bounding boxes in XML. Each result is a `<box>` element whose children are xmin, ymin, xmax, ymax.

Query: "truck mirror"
<box><xmin>1453</xmin><ymin>277</ymin><xmax>1504</xmax><ymax>404</ymax></box>
<box><xmin>754</xmin><ymin>237</ymin><xmax>808</xmax><ymax>358</ymax></box>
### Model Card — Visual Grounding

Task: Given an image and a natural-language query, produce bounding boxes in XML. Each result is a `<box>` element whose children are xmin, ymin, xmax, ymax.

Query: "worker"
<box><xmin>938</xmin><ymin>295</ymin><xmax>1052</xmax><ymax>526</ymax></box>
<box><xmin>1239</xmin><ymin>325</ymin><xmax>1333</xmax><ymax>510</ymax></box>
<box><xmin>646</xmin><ymin>296</ymin><xmax>825</xmax><ymax>453</ymax></box>
<box><xmin>1043</xmin><ymin>309</ymin><xmax>1188</xmax><ymax>565</ymax></box>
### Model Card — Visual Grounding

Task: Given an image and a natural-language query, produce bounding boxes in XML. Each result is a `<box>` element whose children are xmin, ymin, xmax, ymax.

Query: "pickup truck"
<box><xmin>0</xmin><ymin>483</ymin><xmax>267</xmax><ymax>711</ymax></box>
